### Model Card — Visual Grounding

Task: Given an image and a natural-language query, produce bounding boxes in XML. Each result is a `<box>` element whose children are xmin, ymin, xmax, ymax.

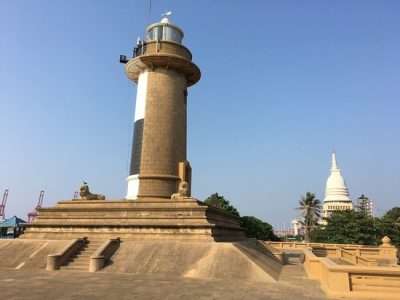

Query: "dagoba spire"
<box><xmin>331</xmin><ymin>152</ymin><xmax>339</xmax><ymax>171</ymax></box>
<box><xmin>322</xmin><ymin>152</ymin><xmax>353</xmax><ymax>219</ymax></box>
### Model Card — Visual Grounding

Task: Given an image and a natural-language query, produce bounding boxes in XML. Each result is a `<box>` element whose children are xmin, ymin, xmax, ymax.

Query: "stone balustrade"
<box><xmin>89</xmin><ymin>238</ymin><xmax>120</xmax><ymax>272</ymax></box>
<box><xmin>46</xmin><ymin>237</ymin><xmax>87</xmax><ymax>271</ymax></box>
<box><xmin>302</xmin><ymin>247</ymin><xmax>400</xmax><ymax>299</ymax></box>
<box><xmin>336</xmin><ymin>247</ymin><xmax>377</xmax><ymax>266</ymax></box>
<box><xmin>265</xmin><ymin>236</ymin><xmax>398</xmax><ymax>265</ymax></box>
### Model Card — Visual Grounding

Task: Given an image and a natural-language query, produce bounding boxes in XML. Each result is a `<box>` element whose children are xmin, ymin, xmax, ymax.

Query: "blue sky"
<box><xmin>1</xmin><ymin>1</ymin><xmax>399</xmax><ymax>228</ymax></box>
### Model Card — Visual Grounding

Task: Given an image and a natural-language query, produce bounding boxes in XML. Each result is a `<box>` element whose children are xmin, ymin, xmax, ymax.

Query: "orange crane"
<box><xmin>0</xmin><ymin>189</ymin><xmax>8</xmax><ymax>220</ymax></box>
<box><xmin>27</xmin><ymin>190</ymin><xmax>44</xmax><ymax>223</ymax></box>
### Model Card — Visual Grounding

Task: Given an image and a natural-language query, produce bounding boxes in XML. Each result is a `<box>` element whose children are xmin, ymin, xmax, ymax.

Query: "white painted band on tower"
<box><xmin>134</xmin><ymin>71</ymin><xmax>148</xmax><ymax>121</ymax></box>
<box><xmin>126</xmin><ymin>174</ymin><xmax>139</xmax><ymax>200</ymax></box>
<box><xmin>126</xmin><ymin>70</ymin><xmax>149</xmax><ymax>200</ymax></box>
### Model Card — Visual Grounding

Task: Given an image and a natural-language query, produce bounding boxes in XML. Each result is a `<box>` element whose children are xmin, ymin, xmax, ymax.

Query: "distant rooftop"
<box><xmin>0</xmin><ymin>216</ymin><xmax>27</xmax><ymax>228</ymax></box>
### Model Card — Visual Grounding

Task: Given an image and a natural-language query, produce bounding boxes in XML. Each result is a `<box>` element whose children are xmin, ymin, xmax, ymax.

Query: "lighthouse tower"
<box><xmin>124</xmin><ymin>15</ymin><xmax>201</xmax><ymax>200</ymax></box>
<box><xmin>23</xmin><ymin>14</ymin><xmax>244</xmax><ymax>241</ymax></box>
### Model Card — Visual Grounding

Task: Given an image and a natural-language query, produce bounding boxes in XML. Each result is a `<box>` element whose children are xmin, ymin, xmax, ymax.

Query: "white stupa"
<box><xmin>322</xmin><ymin>152</ymin><xmax>353</xmax><ymax>219</ymax></box>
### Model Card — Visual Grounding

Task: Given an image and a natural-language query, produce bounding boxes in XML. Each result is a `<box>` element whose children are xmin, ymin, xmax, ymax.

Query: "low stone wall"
<box><xmin>265</xmin><ymin>237</ymin><xmax>398</xmax><ymax>265</ymax></box>
<box><xmin>267</xmin><ymin>241</ymin><xmax>379</xmax><ymax>253</ymax></box>
<box><xmin>89</xmin><ymin>238</ymin><xmax>120</xmax><ymax>272</ymax></box>
<box><xmin>336</xmin><ymin>247</ymin><xmax>377</xmax><ymax>266</ymax></box>
<box><xmin>302</xmin><ymin>248</ymin><xmax>400</xmax><ymax>299</ymax></box>
<box><xmin>260</xmin><ymin>242</ymin><xmax>287</xmax><ymax>264</ymax></box>
<box><xmin>234</xmin><ymin>239</ymin><xmax>283</xmax><ymax>280</ymax></box>
<box><xmin>46</xmin><ymin>238</ymin><xmax>86</xmax><ymax>270</ymax></box>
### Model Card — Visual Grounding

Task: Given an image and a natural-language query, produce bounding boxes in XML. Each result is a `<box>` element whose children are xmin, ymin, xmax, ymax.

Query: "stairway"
<box><xmin>61</xmin><ymin>240</ymin><xmax>104</xmax><ymax>271</ymax></box>
<box><xmin>284</xmin><ymin>251</ymin><xmax>304</xmax><ymax>265</ymax></box>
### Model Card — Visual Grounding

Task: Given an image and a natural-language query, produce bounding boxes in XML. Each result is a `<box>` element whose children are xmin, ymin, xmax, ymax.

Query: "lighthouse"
<box><xmin>124</xmin><ymin>14</ymin><xmax>201</xmax><ymax>200</ymax></box>
<box><xmin>23</xmin><ymin>13</ymin><xmax>244</xmax><ymax>241</ymax></box>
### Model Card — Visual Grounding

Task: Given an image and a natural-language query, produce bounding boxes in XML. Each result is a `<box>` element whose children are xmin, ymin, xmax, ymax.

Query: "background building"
<box><xmin>356</xmin><ymin>194</ymin><xmax>374</xmax><ymax>217</ymax></box>
<box><xmin>274</xmin><ymin>227</ymin><xmax>294</xmax><ymax>239</ymax></box>
<box><xmin>322</xmin><ymin>152</ymin><xmax>353</xmax><ymax>219</ymax></box>
<box><xmin>0</xmin><ymin>216</ymin><xmax>26</xmax><ymax>238</ymax></box>
<box><xmin>291</xmin><ymin>218</ymin><xmax>304</xmax><ymax>236</ymax></box>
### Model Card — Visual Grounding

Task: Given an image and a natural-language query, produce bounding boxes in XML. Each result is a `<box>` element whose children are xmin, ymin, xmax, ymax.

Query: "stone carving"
<box><xmin>171</xmin><ymin>181</ymin><xmax>189</xmax><ymax>200</ymax></box>
<box><xmin>79</xmin><ymin>182</ymin><xmax>105</xmax><ymax>200</ymax></box>
<box><xmin>380</xmin><ymin>236</ymin><xmax>392</xmax><ymax>247</ymax></box>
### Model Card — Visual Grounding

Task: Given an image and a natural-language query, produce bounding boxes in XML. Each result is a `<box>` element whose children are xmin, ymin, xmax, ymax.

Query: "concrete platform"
<box><xmin>0</xmin><ymin>239</ymin><xmax>281</xmax><ymax>281</ymax></box>
<box><xmin>0</xmin><ymin>239</ymin><xmax>69</xmax><ymax>270</ymax></box>
<box><xmin>0</xmin><ymin>239</ymin><xmax>333</xmax><ymax>299</ymax></box>
<box><xmin>0</xmin><ymin>266</ymin><xmax>328</xmax><ymax>300</ymax></box>
<box><xmin>104</xmin><ymin>240</ymin><xmax>281</xmax><ymax>282</ymax></box>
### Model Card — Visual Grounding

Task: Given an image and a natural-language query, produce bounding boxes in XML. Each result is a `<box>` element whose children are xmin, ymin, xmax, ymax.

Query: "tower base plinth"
<box><xmin>22</xmin><ymin>198</ymin><xmax>245</xmax><ymax>241</ymax></box>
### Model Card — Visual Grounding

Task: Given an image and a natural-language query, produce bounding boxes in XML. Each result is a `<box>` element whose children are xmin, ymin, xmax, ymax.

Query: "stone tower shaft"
<box><xmin>125</xmin><ymin>17</ymin><xmax>200</xmax><ymax>200</ymax></box>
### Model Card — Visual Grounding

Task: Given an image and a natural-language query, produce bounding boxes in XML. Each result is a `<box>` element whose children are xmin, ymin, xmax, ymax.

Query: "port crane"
<box><xmin>0</xmin><ymin>189</ymin><xmax>8</xmax><ymax>221</ymax></box>
<box><xmin>27</xmin><ymin>190</ymin><xmax>45</xmax><ymax>223</ymax></box>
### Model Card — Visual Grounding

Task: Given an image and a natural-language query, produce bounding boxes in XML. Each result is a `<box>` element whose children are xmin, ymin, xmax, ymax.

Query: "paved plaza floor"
<box><xmin>0</xmin><ymin>264</ymin><xmax>329</xmax><ymax>300</ymax></box>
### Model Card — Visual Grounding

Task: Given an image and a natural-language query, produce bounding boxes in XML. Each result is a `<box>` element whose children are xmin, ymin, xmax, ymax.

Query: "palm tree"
<box><xmin>297</xmin><ymin>192</ymin><xmax>322</xmax><ymax>242</ymax></box>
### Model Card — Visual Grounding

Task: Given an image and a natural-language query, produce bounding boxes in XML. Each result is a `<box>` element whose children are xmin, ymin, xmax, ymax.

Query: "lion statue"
<box><xmin>79</xmin><ymin>182</ymin><xmax>105</xmax><ymax>200</ymax></box>
<box><xmin>171</xmin><ymin>181</ymin><xmax>189</xmax><ymax>200</ymax></box>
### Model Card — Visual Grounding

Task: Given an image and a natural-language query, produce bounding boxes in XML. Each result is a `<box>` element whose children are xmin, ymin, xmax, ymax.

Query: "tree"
<box><xmin>204</xmin><ymin>193</ymin><xmax>279</xmax><ymax>240</ymax></box>
<box><xmin>377</xmin><ymin>207</ymin><xmax>400</xmax><ymax>247</ymax></box>
<box><xmin>381</xmin><ymin>207</ymin><xmax>400</xmax><ymax>221</ymax></box>
<box><xmin>240</xmin><ymin>216</ymin><xmax>279</xmax><ymax>241</ymax></box>
<box><xmin>312</xmin><ymin>210</ymin><xmax>379</xmax><ymax>245</ymax></box>
<box><xmin>204</xmin><ymin>193</ymin><xmax>240</xmax><ymax>217</ymax></box>
<box><xmin>297</xmin><ymin>192</ymin><xmax>322</xmax><ymax>242</ymax></box>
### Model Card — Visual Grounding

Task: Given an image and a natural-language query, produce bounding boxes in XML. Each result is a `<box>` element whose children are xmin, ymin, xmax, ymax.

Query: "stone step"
<box><xmin>63</xmin><ymin>260</ymin><xmax>88</xmax><ymax>265</ymax></box>
<box><xmin>69</xmin><ymin>251</ymin><xmax>95</xmax><ymax>257</ymax></box>
<box><xmin>76</xmin><ymin>252</ymin><xmax>93</xmax><ymax>256</ymax></box>
<box><xmin>79</xmin><ymin>249</ymin><xmax>94</xmax><ymax>252</ymax></box>
<box><xmin>63</xmin><ymin>261</ymin><xmax>89</xmax><ymax>267</ymax></box>
<box><xmin>70</xmin><ymin>246</ymin><xmax>101</xmax><ymax>254</ymax></box>
<box><xmin>83</xmin><ymin>246</ymin><xmax>101</xmax><ymax>250</ymax></box>
<box><xmin>69</xmin><ymin>261</ymin><xmax>89</xmax><ymax>265</ymax></box>
<box><xmin>83</xmin><ymin>249</ymin><xmax>99</xmax><ymax>252</ymax></box>
<box><xmin>69</xmin><ymin>254</ymin><xmax>90</xmax><ymax>259</ymax></box>
<box><xmin>61</xmin><ymin>266</ymin><xmax>87</xmax><ymax>271</ymax></box>
<box><xmin>69</xmin><ymin>257</ymin><xmax>90</xmax><ymax>262</ymax></box>
<box><xmin>67</xmin><ymin>260</ymin><xmax>89</xmax><ymax>264</ymax></box>
<box><xmin>66</xmin><ymin>256</ymin><xmax>90</xmax><ymax>263</ymax></box>
<box><xmin>70</xmin><ymin>258</ymin><xmax>89</xmax><ymax>262</ymax></box>
<box><xmin>68</xmin><ymin>259</ymin><xmax>90</xmax><ymax>265</ymax></box>
<box><xmin>83</xmin><ymin>245</ymin><xmax>100</xmax><ymax>249</ymax></box>
<box><xmin>61</xmin><ymin>241</ymin><xmax>105</xmax><ymax>269</ymax></box>
<box><xmin>68</xmin><ymin>265</ymin><xmax>88</xmax><ymax>269</ymax></box>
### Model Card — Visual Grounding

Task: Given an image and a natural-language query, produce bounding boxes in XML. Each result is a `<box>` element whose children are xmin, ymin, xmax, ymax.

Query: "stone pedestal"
<box><xmin>22</xmin><ymin>198</ymin><xmax>245</xmax><ymax>241</ymax></box>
